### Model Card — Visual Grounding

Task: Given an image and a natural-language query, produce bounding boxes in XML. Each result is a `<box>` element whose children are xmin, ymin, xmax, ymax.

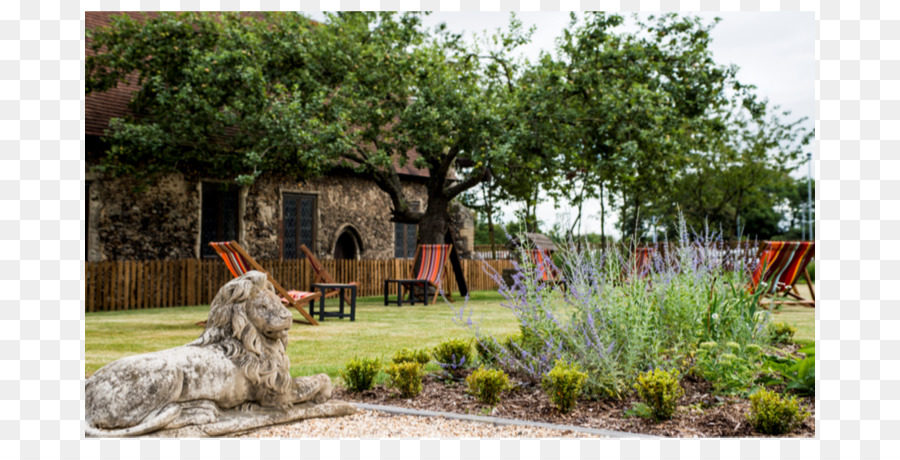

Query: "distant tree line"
<box><xmin>87</xmin><ymin>12</ymin><xmax>812</xmax><ymax>247</ymax></box>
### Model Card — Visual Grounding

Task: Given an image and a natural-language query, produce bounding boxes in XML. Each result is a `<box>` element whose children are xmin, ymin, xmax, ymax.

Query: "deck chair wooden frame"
<box><xmin>298</xmin><ymin>244</ymin><xmax>356</xmax><ymax>306</ymax></box>
<box><xmin>410</xmin><ymin>244</ymin><xmax>452</xmax><ymax>305</ymax></box>
<box><xmin>750</xmin><ymin>241</ymin><xmax>815</xmax><ymax>308</ymax></box>
<box><xmin>209</xmin><ymin>241</ymin><xmax>320</xmax><ymax>325</ymax></box>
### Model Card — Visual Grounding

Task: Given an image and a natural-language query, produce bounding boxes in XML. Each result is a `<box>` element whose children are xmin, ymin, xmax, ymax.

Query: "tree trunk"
<box><xmin>631</xmin><ymin>193</ymin><xmax>641</xmax><ymax>244</ymax></box>
<box><xmin>600</xmin><ymin>180</ymin><xmax>606</xmax><ymax>245</ymax></box>
<box><xmin>417</xmin><ymin>196</ymin><xmax>451</xmax><ymax>245</ymax></box>
<box><xmin>483</xmin><ymin>185</ymin><xmax>497</xmax><ymax>259</ymax></box>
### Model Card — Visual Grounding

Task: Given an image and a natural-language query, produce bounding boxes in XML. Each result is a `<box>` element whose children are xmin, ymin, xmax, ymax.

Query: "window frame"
<box><xmin>281</xmin><ymin>192</ymin><xmax>318</xmax><ymax>259</ymax></box>
<box><xmin>394</xmin><ymin>201</ymin><xmax>420</xmax><ymax>259</ymax></box>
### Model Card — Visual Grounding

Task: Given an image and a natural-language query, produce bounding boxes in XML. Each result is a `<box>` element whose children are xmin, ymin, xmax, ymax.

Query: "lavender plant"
<box><xmin>454</xmin><ymin>215</ymin><xmax>774</xmax><ymax>399</ymax></box>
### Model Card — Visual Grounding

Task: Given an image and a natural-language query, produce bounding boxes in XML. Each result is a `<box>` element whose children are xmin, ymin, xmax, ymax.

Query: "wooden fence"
<box><xmin>84</xmin><ymin>258</ymin><xmax>516</xmax><ymax>313</ymax></box>
<box><xmin>472</xmin><ymin>244</ymin><xmax>513</xmax><ymax>260</ymax></box>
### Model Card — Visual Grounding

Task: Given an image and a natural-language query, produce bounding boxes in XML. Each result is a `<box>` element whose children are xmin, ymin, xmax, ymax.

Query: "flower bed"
<box><xmin>334</xmin><ymin>369</ymin><xmax>815</xmax><ymax>438</ymax></box>
<box><xmin>336</xmin><ymin>219</ymin><xmax>816</xmax><ymax>437</ymax></box>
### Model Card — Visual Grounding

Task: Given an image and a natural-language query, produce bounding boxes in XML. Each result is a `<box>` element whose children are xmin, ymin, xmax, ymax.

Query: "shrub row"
<box><xmin>341</xmin><ymin>347</ymin><xmax>808</xmax><ymax>434</ymax></box>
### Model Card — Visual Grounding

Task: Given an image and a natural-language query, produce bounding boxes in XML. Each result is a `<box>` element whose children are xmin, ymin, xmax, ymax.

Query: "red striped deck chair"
<box><xmin>209</xmin><ymin>241</ymin><xmax>320</xmax><ymax>325</ymax></box>
<box><xmin>750</xmin><ymin>241</ymin><xmax>815</xmax><ymax>307</ymax></box>
<box><xmin>527</xmin><ymin>249</ymin><xmax>564</xmax><ymax>287</ymax></box>
<box><xmin>632</xmin><ymin>246</ymin><xmax>656</xmax><ymax>278</ymax></box>
<box><xmin>412</xmin><ymin>244</ymin><xmax>452</xmax><ymax>304</ymax></box>
<box><xmin>299</xmin><ymin>244</ymin><xmax>356</xmax><ymax>305</ymax></box>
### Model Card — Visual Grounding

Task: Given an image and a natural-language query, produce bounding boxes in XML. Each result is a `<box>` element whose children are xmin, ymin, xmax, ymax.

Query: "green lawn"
<box><xmin>86</xmin><ymin>290</ymin><xmax>520</xmax><ymax>379</ymax></box>
<box><xmin>768</xmin><ymin>304</ymin><xmax>815</xmax><ymax>347</ymax></box>
<box><xmin>86</xmin><ymin>288</ymin><xmax>816</xmax><ymax>380</ymax></box>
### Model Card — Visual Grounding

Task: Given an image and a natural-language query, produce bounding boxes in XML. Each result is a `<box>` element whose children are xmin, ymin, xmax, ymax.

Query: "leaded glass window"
<box><xmin>394</xmin><ymin>201</ymin><xmax>420</xmax><ymax>259</ymax></box>
<box><xmin>283</xmin><ymin>193</ymin><xmax>316</xmax><ymax>259</ymax></box>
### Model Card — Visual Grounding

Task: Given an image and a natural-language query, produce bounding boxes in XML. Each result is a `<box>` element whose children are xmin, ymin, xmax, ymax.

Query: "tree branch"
<box><xmin>446</xmin><ymin>165</ymin><xmax>488</xmax><ymax>199</ymax></box>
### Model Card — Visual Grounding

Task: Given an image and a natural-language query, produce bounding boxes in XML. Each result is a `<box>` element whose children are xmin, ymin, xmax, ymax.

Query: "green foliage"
<box><xmin>340</xmin><ymin>357</ymin><xmax>381</xmax><ymax>392</ymax></box>
<box><xmin>386</xmin><ymin>362</ymin><xmax>425</xmax><ymax>398</ymax></box>
<box><xmin>433</xmin><ymin>338</ymin><xmax>473</xmax><ymax>373</ymax></box>
<box><xmin>475</xmin><ymin>336</ymin><xmax>507</xmax><ymax>366</ymax></box>
<box><xmin>623</xmin><ymin>402</ymin><xmax>654</xmax><ymax>419</ymax></box>
<box><xmin>86</xmin><ymin>12</ymin><xmax>330</xmax><ymax>184</ymax></box>
<box><xmin>693</xmin><ymin>341</ymin><xmax>762</xmax><ymax>396</ymax></box>
<box><xmin>466</xmin><ymin>367</ymin><xmax>511</xmax><ymax>406</ymax></box>
<box><xmin>771</xmin><ymin>322</ymin><xmax>797</xmax><ymax>345</ymax></box>
<box><xmin>758</xmin><ymin>345</ymin><xmax>815</xmax><ymax>396</ymax></box>
<box><xmin>458</xmin><ymin>216</ymin><xmax>788</xmax><ymax>400</ymax></box>
<box><xmin>87</xmin><ymin>11</ymin><xmax>810</xmax><ymax>242</ymax></box>
<box><xmin>541</xmin><ymin>360</ymin><xmax>587</xmax><ymax>414</ymax></box>
<box><xmin>773</xmin><ymin>178</ymin><xmax>816</xmax><ymax>241</ymax></box>
<box><xmin>392</xmin><ymin>348</ymin><xmax>431</xmax><ymax>365</ymax></box>
<box><xmin>746</xmin><ymin>388</ymin><xmax>809</xmax><ymax>435</ymax></box>
<box><xmin>634</xmin><ymin>369</ymin><xmax>684</xmax><ymax>421</ymax></box>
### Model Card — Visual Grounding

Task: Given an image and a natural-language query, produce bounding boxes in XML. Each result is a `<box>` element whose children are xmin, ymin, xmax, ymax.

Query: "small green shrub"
<box><xmin>392</xmin><ymin>347</ymin><xmax>431</xmax><ymax>365</ymax></box>
<box><xmin>635</xmin><ymin>369</ymin><xmax>684</xmax><ymax>421</ymax></box>
<box><xmin>771</xmin><ymin>322</ymin><xmax>797</xmax><ymax>344</ymax></box>
<box><xmin>386</xmin><ymin>362</ymin><xmax>425</xmax><ymax>398</ymax></box>
<box><xmin>623</xmin><ymin>402</ymin><xmax>653</xmax><ymax>419</ymax></box>
<box><xmin>541</xmin><ymin>360</ymin><xmax>587</xmax><ymax>414</ymax></box>
<box><xmin>340</xmin><ymin>357</ymin><xmax>381</xmax><ymax>393</ymax></box>
<box><xmin>466</xmin><ymin>367</ymin><xmax>510</xmax><ymax>406</ymax></box>
<box><xmin>433</xmin><ymin>338</ymin><xmax>473</xmax><ymax>373</ymax></box>
<box><xmin>746</xmin><ymin>388</ymin><xmax>809</xmax><ymax>435</ymax></box>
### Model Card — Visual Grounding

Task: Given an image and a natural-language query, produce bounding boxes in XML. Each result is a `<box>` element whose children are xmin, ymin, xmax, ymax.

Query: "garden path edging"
<box><xmin>354</xmin><ymin>403</ymin><xmax>660</xmax><ymax>439</ymax></box>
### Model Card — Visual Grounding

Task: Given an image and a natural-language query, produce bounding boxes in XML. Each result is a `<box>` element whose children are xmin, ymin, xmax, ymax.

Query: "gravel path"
<box><xmin>239</xmin><ymin>409</ymin><xmax>601</xmax><ymax>438</ymax></box>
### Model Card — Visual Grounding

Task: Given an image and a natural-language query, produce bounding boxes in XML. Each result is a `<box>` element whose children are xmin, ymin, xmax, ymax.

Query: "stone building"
<box><xmin>85</xmin><ymin>12</ymin><xmax>472</xmax><ymax>262</ymax></box>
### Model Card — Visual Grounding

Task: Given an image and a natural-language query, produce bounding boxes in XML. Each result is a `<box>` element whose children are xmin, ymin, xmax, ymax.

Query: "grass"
<box><xmin>86</xmin><ymin>286</ymin><xmax>815</xmax><ymax>383</ymax></box>
<box><xmin>769</xmin><ymin>304</ymin><xmax>815</xmax><ymax>347</ymax></box>
<box><xmin>796</xmin><ymin>260</ymin><xmax>816</xmax><ymax>285</ymax></box>
<box><xmin>86</xmin><ymin>290</ymin><xmax>520</xmax><ymax>380</ymax></box>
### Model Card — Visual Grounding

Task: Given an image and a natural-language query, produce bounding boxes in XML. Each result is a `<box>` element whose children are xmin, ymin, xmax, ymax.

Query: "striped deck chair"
<box><xmin>298</xmin><ymin>244</ymin><xmax>356</xmax><ymax>305</ymax></box>
<box><xmin>411</xmin><ymin>244</ymin><xmax>452</xmax><ymax>304</ymax></box>
<box><xmin>209</xmin><ymin>241</ymin><xmax>320</xmax><ymax>325</ymax></box>
<box><xmin>750</xmin><ymin>241</ymin><xmax>815</xmax><ymax>307</ymax></box>
<box><xmin>632</xmin><ymin>246</ymin><xmax>656</xmax><ymax>278</ymax></box>
<box><xmin>526</xmin><ymin>249</ymin><xmax>564</xmax><ymax>287</ymax></box>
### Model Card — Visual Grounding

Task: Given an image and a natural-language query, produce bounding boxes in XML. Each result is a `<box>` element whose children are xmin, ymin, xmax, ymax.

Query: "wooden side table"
<box><xmin>310</xmin><ymin>283</ymin><xmax>357</xmax><ymax>321</ymax></box>
<box><xmin>383</xmin><ymin>279</ymin><xmax>429</xmax><ymax>306</ymax></box>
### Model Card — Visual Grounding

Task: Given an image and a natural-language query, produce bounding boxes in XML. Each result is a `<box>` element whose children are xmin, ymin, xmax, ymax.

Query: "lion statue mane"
<box><xmin>86</xmin><ymin>271</ymin><xmax>334</xmax><ymax>437</ymax></box>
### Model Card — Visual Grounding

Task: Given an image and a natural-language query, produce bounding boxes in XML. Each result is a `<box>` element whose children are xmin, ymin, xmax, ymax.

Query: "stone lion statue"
<box><xmin>86</xmin><ymin>271</ymin><xmax>353</xmax><ymax>437</ymax></box>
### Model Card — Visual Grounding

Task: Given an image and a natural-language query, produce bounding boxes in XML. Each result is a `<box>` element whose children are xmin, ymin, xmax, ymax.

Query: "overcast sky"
<box><xmin>309</xmin><ymin>11</ymin><xmax>816</xmax><ymax>237</ymax></box>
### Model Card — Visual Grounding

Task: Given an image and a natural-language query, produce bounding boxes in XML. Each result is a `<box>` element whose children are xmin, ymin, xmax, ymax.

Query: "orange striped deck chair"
<box><xmin>299</xmin><ymin>244</ymin><xmax>356</xmax><ymax>305</ymax></box>
<box><xmin>209</xmin><ymin>241</ymin><xmax>320</xmax><ymax>325</ymax></box>
<box><xmin>750</xmin><ymin>241</ymin><xmax>815</xmax><ymax>307</ymax></box>
<box><xmin>527</xmin><ymin>249</ymin><xmax>564</xmax><ymax>286</ymax></box>
<box><xmin>632</xmin><ymin>246</ymin><xmax>656</xmax><ymax>278</ymax></box>
<box><xmin>412</xmin><ymin>244</ymin><xmax>452</xmax><ymax>304</ymax></box>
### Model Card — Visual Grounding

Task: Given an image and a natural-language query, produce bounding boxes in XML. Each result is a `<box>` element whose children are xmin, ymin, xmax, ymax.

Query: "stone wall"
<box><xmin>244</xmin><ymin>174</ymin><xmax>428</xmax><ymax>260</ymax></box>
<box><xmin>87</xmin><ymin>173</ymin><xmax>200</xmax><ymax>261</ymax></box>
<box><xmin>87</xmin><ymin>171</ymin><xmax>429</xmax><ymax>262</ymax></box>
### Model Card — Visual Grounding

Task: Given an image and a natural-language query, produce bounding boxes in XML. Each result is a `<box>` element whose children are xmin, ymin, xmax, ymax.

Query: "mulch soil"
<box><xmin>335</xmin><ymin>371</ymin><xmax>815</xmax><ymax>438</ymax></box>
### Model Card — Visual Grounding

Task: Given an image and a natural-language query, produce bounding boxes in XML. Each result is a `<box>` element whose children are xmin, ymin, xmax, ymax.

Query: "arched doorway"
<box><xmin>333</xmin><ymin>228</ymin><xmax>361</xmax><ymax>260</ymax></box>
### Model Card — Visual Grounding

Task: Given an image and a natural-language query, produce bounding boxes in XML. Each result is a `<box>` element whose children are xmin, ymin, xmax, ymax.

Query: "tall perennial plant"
<box><xmin>454</xmin><ymin>218</ymin><xmax>773</xmax><ymax>398</ymax></box>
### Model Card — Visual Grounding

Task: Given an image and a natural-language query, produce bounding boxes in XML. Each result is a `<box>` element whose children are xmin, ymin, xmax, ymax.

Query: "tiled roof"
<box><xmin>85</xmin><ymin>11</ymin><xmax>431</xmax><ymax>179</ymax></box>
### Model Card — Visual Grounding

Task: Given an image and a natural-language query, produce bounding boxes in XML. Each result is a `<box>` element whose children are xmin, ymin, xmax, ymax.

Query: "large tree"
<box><xmin>86</xmin><ymin>12</ymin><xmax>336</xmax><ymax>184</ymax></box>
<box><xmin>87</xmin><ymin>12</ymin><xmax>525</xmax><ymax>245</ymax></box>
<box><xmin>306</xmin><ymin>12</ymin><xmax>516</xmax><ymax>244</ymax></box>
<box><xmin>552</xmin><ymin>13</ymin><xmax>753</xmax><ymax>243</ymax></box>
